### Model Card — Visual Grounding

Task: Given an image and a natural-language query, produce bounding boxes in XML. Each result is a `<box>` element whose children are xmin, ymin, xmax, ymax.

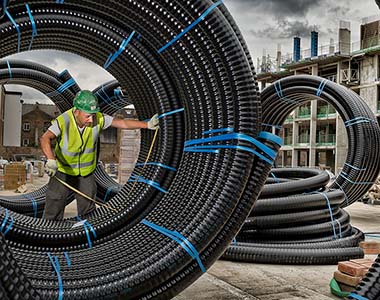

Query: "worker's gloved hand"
<box><xmin>45</xmin><ymin>159</ymin><xmax>58</xmax><ymax>177</ymax></box>
<box><xmin>147</xmin><ymin>113</ymin><xmax>159</xmax><ymax>130</ymax></box>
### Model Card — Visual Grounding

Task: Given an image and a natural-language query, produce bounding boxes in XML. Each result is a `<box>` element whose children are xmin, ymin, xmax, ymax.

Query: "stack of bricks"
<box><xmin>4</xmin><ymin>163</ymin><xmax>26</xmax><ymax>190</ymax></box>
<box><xmin>118</xmin><ymin>129</ymin><xmax>140</xmax><ymax>185</ymax></box>
<box><xmin>359</xmin><ymin>241</ymin><xmax>380</xmax><ymax>254</ymax></box>
<box><xmin>334</xmin><ymin>258</ymin><xmax>373</xmax><ymax>288</ymax></box>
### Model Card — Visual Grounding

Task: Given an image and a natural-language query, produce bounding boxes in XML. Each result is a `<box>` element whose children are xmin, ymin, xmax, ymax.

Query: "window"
<box><xmin>23</xmin><ymin>139</ymin><xmax>29</xmax><ymax>146</ymax></box>
<box><xmin>23</xmin><ymin>122</ymin><xmax>30</xmax><ymax>131</ymax></box>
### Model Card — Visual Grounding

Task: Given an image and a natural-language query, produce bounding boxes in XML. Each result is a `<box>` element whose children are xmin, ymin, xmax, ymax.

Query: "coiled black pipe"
<box><xmin>0</xmin><ymin>1</ymin><xmax>277</xmax><ymax>299</ymax></box>
<box><xmin>260</xmin><ymin>76</ymin><xmax>380</xmax><ymax>207</ymax></box>
<box><xmin>223</xmin><ymin>168</ymin><xmax>365</xmax><ymax>264</ymax></box>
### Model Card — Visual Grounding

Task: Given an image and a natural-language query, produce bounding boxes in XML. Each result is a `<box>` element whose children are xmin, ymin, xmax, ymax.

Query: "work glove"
<box><xmin>147</xmin><ymin>113</ymin><xmax>159</xmax><ymax>130</ymax></box>
<box><xmin>45</xmin><ymin>159</ymin><xmax>58</xmax><ymax>177</ymax></box>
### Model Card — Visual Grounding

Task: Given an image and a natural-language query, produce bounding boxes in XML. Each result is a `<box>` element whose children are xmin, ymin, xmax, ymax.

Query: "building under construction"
<box><xmin>257</xmin><ymin>18</ymin><xmax>380</xmax><ymax>174</ymax></box>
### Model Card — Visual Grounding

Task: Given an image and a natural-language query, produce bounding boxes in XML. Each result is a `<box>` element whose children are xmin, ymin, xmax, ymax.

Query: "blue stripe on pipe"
<box><xmin>47</xmin><ymin>253</ymin><xmax>63</xmax><ymax>300</ymax></box>
<box><xmin>104</xmin><ymin>31</ymin><xmax>135</xmax><ymax>69</ymax></box>
<box><xmin>142</xmin><ymin>219</ymin><xmax>206</xmax><ymax>272</ymax></box>
<box><xmin>6</xmin><ymin>60</ymin><xmax>11</xmax><ymax>79</ymax></box>
<box><xmin>25</xmin><ymin>3</ymin><xmax>38</xmax><ymax>50</ymax></box>
<box><xmin>135</xmin><ymin>162</ymin><xmax>177</xmax><ymax>172</ymax></box>
<box><xmin>158</xmin><ymin>0</ymin><xmax>224</xmax><ymax>54</ymax></box>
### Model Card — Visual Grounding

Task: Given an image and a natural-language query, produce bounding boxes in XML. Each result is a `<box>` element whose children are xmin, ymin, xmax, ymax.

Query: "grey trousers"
<box><xmin>42</xmin><ymin>171</ymin><xmax>96</xmax><ymax>220</ymax></box>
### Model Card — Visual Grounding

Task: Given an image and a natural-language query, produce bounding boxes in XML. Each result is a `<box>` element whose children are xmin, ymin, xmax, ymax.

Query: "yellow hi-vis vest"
<box><xmin>54</xmin><ymin>108</ymin><xmax>104</xmax><ymax>176</ymax></box>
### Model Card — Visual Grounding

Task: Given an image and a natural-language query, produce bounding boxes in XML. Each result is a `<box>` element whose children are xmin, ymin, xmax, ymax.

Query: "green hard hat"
<box><xmin>73</xmin><ymin>90</ymin><xmax>100</xmax><ymax>113</ymax></box>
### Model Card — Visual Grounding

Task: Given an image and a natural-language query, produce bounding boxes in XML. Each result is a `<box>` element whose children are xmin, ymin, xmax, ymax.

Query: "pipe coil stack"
<box><xmin>0</xmin><ymin>1</ymin><xmax>379</xmax><ymax>299</ymax></box>
<box><xmin>260</xmin><ymin>75</ymin><xmax>380</xmax><ymax>207</ymax></box>
<box><xmin>223</xmin><ymin>168</ymin><xmax>365</xmax><ymax>265</ymax></box>
<box><xmin>222</xmin><ymin>75</ymin><xmax>380</xmax><ymax>267</ymax></box>
<box><xmin>0</xmin><ymin>1</ymin><xmax>281</xmax><ymax>299</ymax></box>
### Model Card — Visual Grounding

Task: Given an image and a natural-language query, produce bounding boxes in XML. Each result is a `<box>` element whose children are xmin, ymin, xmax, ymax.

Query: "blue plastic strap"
<box><xmin>270</xmin><ymin>172</ymin><xmax>280</xmax><ymax>183</ymax></box>
<box><xmin>25</xmin><ymin>3</ymin><xmax>37</xmax><ymax>50</ymax></box>
<box><xmin>348</xmin><ymin>294</ymin><xmax>368</xmax><ymax>300</ymax></box>
<box><xmin>261</xmin><ymin>123</ymin><xmax>282</xmax><ymax>130</ymax></box>
<box><xmin>184</xmin><ymin>147</ymin><xmax>219</xmax><ymax>154</ymax></box>
<box><xmin>129</xmin><ymin>175</ymin><xmax>168</xmax><ymax>193</ymax></box>
<box><xmin>63</xmin><ymin>252</ymin><xmax>71</xmax><ymax>267</ymax></box>
<box><xmin>316</xmin><ymin>192</ymin><xmax>337</xmax><ymax>239</ymax></box>
<box><xmin>0</xmin><ymin>209</ymin><xmax>9</xmax><ymax>233</ymax></box>
<box><xmin>232</xmin><ymin>238</ymin><xmax>237</xmax><ymax>246</ymax></box>
<box><xmin>345</xmin><ymin>117</ymin><xmax>375</xmax><ymax>127</ymax></box>
<box><xmin>203</xmin><ymin>128</ymin><xmax>234</xmax><ymax>135</ymax></box>
<box><xmin>274</xmin><ymin>81</ymin><xmax>297</xmax><ymax>104</ymax></box>
<box><xmin>339</xmin><ymin>173</ymin><xmax>373</xmax><ymax>185</ymax></box>
<box><xmin>274</xmin><ymin>81</ymin><xmax>283</xmax><ymax>98</ymax></box>
<box><xmin>47</xmin><ymin>253</ymin><xmax>63</xmax><ymax>300</ymax></box>
<box><xmin>46</xmin><ymin>78</ymin><xmax>76</xmax><ymax>97</ymax></box>
<box><xmin>333</xmin><ymin>180</ymin><xmax>349</xmax><ymax>207</ymax></box>
<box><xmin>141</xmin><ymin>219</ymin><xmax>206</xmax><ymax>272</ymax></box>
<box><xmin>5</xmin><ymin>10</ymin><xmax>21</xmax><ymax>53</ymax></box>
<box><xmin>158</xmin><ymin>0</ymin><xmax>224</xmax><ymax>54</ymax></box>
<box><xmin>113</xmin><ymin>88</ymin><xmax>122</xmax><ymax>99</ymax></box>
<box><xmin>135</xmin><ymin>162</ymin><xmax>177</xmax><ymax>172</ymax></box>
<box><xmin>258</xmin><ymin>131</ymin><xmax>283</xmax><ymax>146</ymax></box>
<box><xmin>344</xmin><ymin>163</ymin><xmax>366</xmax><ymax>171</ymax></box>
<box><xmin>157</xmin><ymin>108</ymin><xmax>185</xmax><ymax>119</ymax></box>
<box><xmin>75</xmin><ymin>217</ymin><xmax>96</xmax><ymax>249</ymax></box>
<box><xmin>84</xmin><ymin>220</ymin><xmax>96</xmax><ymax>249</ymax></box>
<box><xmin>24</xmin><ymin>194</ymin><xmax>37</xmax><ymax>218</ymax></box>
<box><xmin>6</xmin><ymin>60</ymin><xmax>11</xmax><ymax>79</ymax></box>
<box><xmin>104</xmin><ymin>31</ymin><xmax>135</xmax><ymax>69</ymax></box>
<box><xmin>184</xmin><ymin>144</ymin><xmax>273</xmax><ymax>164</ymax></box>
<box><xmin>103</xmin><ymin>186</ymin><xmax>117</xmax><ymax>203</ymax></box>
<box><xmin>185</xmin><ymin>132</ymin><xmax>276</xmax><ymax>160</ymax></box>
<box><xmin>56</xmin><ymin>0</ymin><xmax>64</xmax><ymax>4</ymax></box>
<box><xmin>3</xmin><ymin>216</ymin><xmax>14</xmax><ymax>236</ymax></box>
<box><xmin>316</xmin><ymin>79</ymin><xmax>328</xmax><ymax>97</ymax></box>
<box><xmin>335</xmin><ymin>219</ymin><xmax>342</xmax><ymax>238</ymax></box>
<box><xmin>96</xmin><ymin>86</ymin><xmax>120</xmax><ymax>110</ymax></box>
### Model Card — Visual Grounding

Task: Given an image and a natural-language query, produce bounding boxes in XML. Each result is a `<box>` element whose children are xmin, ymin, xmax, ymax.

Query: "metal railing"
<box><xmin>283</xmin><ymin>136</ymin><xmax>292</xmax><ymax>145</ymax></box>
<box><xmin>297</xmin><ymin>107</ymin><xmax>311</xmax><ymax>118</ymax></box>
<box><xmin>257</xmin><ymin>37</ymin><xmax>380</xmax><ymax>74</ymax></box>
<box><xmin>317</xmin><ymin>105</ymin><xmax>336</xmax><ymax>118</ymax></box>
<box><xmin>297</xmin><ymin>134</ymin><xmax>310</xmax><ymax>144</ymax></box>
<box><xmin>316</xmin><ymin>134</ymin><xmax>336</xmax><ymax>145</ymax></box>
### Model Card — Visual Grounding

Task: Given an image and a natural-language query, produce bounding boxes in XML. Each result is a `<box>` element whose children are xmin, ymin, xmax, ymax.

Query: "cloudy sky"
<box><xmin>225</xmin><ymin>0</ymin><xmax>379</xmax><ymax>60</ymax></box>
<box><xmin>4</xmin><ymin>0</ymin><xmax>379</xmax><ymax>103</ymax></box>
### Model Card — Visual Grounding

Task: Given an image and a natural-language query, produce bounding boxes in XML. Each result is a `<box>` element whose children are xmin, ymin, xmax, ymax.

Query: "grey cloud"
<box><xmin>229</xmin><ymin>0</ymin><xmax>324</xmax><ymax>17</ymax></box>
<box><xmin>6</xmin><ymin>50</ymin><xmax>114</xmax><ymax>102</ymax></box>
<box><xmin>250</xmin><ymin>20</ymin><xmax>323</xmax><ymax>39</ymax></box>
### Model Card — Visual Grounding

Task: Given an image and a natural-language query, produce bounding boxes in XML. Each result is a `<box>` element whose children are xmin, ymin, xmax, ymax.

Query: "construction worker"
<box><xmin>40</xmin><ymin>90</ymin><xmax>159</xmax><ymax>220</ymax></box>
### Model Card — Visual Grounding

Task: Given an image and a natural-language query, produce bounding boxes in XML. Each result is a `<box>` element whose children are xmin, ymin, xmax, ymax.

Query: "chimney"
<box><xmin>339</xmin><ymin>21</ymin><xmax>351</xmax><ymax>55</ymax></box>
<box><xmin>329</xmin><ymin>38</ymin><xmax>335</xmax><ymax>54</ymax></box>
<box><xmin>311</xmin><ymin>31</ymin><xmax>318</xmax><ymax>57</ymax></box>
<box><xmin>276</xmin><ymin>44</ymin><xmax>281</xmax><ymax>71</ymax></box>
<box><xmin>293</xmin><ymin>36</ymin><xmax>301</xmax><ymax>62</ymax></box>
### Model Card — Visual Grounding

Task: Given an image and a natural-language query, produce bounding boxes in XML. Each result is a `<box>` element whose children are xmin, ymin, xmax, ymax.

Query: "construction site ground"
<box><xmin>1</xmin><ymin>173</ymin><xmax>378</xmax><ymax>300</ymax></box>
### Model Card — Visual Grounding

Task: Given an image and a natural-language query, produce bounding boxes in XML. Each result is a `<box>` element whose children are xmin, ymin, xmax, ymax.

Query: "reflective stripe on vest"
<box><xmin>55</xmin><ymin>108</ymin><xmax>104</xmax><ymax>176</ymax></box>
